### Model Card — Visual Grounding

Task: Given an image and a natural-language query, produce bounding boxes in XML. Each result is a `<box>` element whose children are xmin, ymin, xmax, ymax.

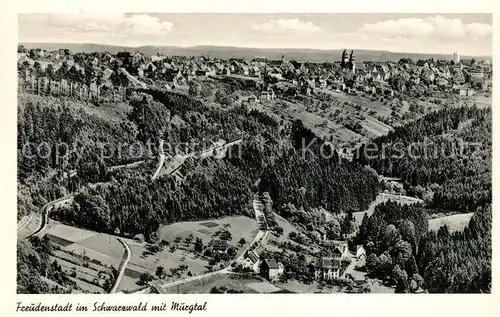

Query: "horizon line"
<box><xmin>18</xmin><ymin>41</ymin><xmax>493</xmax><ymax>58</ymax></box>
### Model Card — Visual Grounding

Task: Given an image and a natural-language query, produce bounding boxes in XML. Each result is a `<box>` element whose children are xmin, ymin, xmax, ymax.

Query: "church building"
<box><xmin>340</xmin><ymin>49</ymin><xmax>356</xmax><ymax>72</ymax></box>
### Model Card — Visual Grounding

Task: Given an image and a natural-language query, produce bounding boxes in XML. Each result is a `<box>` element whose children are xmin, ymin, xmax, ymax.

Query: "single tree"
<box><xmin>238</xmin><ymin>237</ymin><xmax>246</xmax><ymax>247</ymax></box>
<box><xmin>155</xmin><ymin>266</ymin><xmax>165</xmax><ymax>279</ymax></box>
<box><xmin>194</xmin><ymin>237</ymin><xmax>203</xmax><ymax>253</ymax></box>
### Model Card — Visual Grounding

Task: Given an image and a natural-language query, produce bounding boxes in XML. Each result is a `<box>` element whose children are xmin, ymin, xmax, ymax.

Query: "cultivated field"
<box><xmin>41</xmin><ymin>222</ymin><xmax>126</xmax><ymax>293</ymax></box>
<box><xmin>44</xmin><ymin>222</ymin><xmax>124</xmax><ymax>267</ymax></box>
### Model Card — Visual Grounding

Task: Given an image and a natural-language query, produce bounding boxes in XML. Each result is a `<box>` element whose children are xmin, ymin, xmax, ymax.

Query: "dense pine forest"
<box><xmin>356</xmin><ymin>106</ymin><xmax>491</xmax><ymax>213</ymax></box>
<box><xmin>358</xmin><ymin>201</ymin><xmax>491</xmax><ymax>293</ymax></box>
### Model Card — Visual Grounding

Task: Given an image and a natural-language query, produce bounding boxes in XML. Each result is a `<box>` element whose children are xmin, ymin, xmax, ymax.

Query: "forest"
<box><xmin>355</xmin><ymin>105</ymin><xmax>491</xmax><ymax>293</ymax></box>
<box><xmin>19</xmin><ymin>89</ymin><xmax>379</xmax><ymax>241</ymax></box>
<box><xmin>358</xmin><ymin>201</ymin><xmax>491</xmax><ymax>293</ymax></box>
<box><xmin>355</xmin><ymin>105</ymin><xmax>491</xmax><ymax>213</ymax></box>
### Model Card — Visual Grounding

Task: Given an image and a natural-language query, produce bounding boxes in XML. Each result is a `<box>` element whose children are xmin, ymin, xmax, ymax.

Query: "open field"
<box><xmin>125</xmin><ymin>239</ymin><xmax>208</xmax><ymax>275</ymax></box>
<box><xmin>67</xmin><ymin>276</ymin><xmax>103</xmax><ymax>293</ymax></box>
<box><xmin>361</xmin><ymin>116</ymin><xmax>393</xmax><ymax>136</ymax></box>
<box><xmin>250</xmin><ymin>90</ymin><xmax>398</xmax><ymax>145</ymax></box>
<box><xmin>469</xmin><ymin>94</ymin><xmax>492</xmax><ymax>109</ymax></box>
<box><xmin>158</xmin><ymin>215</ymin><xmax>258</xmax><ymax>246</ymax></box>
<box><xmin>428</xmin><ymin>213</ymin><xmax>473</xmax><ymax>233</ymax></box>
<box><xmin>249</xmin><ymin>86</ymin><xmax>452</xmax><ymax>147</ymax></box>
<box><xmin>249</xmin><ymin>98</ymin><xmax>362</xmax><ymax>144</ymax></box>
<box><xmin>161</xmin><ymin>273</ymin><xmax>273</xmax><ymax>294</ymax></box>
<box><xmin>44</xmin><ymin>222</ymin><xmax>125</xmax><ymax>268</ymax></box>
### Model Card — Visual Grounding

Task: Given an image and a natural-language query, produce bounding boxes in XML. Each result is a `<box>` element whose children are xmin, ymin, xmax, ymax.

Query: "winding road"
<box><xmin>110</xmin><ymin>238</ymin><xmax>132</xmax><ymax>294</ymax></box>
<box><xmin>152</xmin><ymin>136</ymin><xmax>243</xmax><ymax>181</ymax></box>
<box><xmin>21</xmin><ymin>192</ymin><xmax>133</xmax><ymax>295</ymax></box>
<box><xmin>20</xmin><ymin>195</ymin><xmax>74</xmax><ymax>239</ymax></box>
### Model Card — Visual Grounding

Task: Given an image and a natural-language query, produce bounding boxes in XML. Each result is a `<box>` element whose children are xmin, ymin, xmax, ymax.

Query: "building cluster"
<box><xmin>18</xmin><ymin>46</ymin><xmax>492</xmax><ymax>104</ymax></box>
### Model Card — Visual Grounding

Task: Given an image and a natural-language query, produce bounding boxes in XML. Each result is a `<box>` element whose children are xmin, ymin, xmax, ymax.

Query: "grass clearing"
<box><xmin>158</xmin><ymin>215</ymin><xmax>258</xmax><ymax>246</ymax></box>
<box><xmin>161</xmin><ymin>273</ymin><xmax>264</xmax><ymax>294</ymax></box>
<box><xmin>246</xmin><ymin>281</ymin><xmax>282</xmax><ymax>293</ymax></box>
<box><xmin>428</xmin><ymin>213</ymin><xmax>473</xmax><ymax>233</ymax></box>
<box><xmin>45</xmin><ymin>223</ymin><xmax>96</xmax><ymax>243</ymax></box>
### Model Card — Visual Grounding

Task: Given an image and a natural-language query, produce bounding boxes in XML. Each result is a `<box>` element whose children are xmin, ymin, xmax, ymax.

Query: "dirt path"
<box><xmin>108</xmin><ymin>160</ymin><xmax>145</xmax><ymax>173</ymax></box>
<box><xmin>110</xmin><ymin>238</ymin><xmax>132</xmax><ymax>294</ymax></box>
<box><xmin>151</xmin><ymin>139</ymin><xmax>165</xmax><ymax>180</ymax></box>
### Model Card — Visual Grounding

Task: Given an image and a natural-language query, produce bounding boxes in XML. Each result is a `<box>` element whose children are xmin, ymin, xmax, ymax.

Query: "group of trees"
<box><xmin>259</xmin><ymin>120</ymin><xmax>379</xmax><ymax>220</ymax></box>
<box><xmin>359</xmin><ymin>201</ymin><xmax>427</xmax><ymax>292</ymax></box>
<box><xmin>417</xmin><ymin>205</ymin><xmax>491</xmax><ymax>293</ymax></box>
<box><xmin>17</xmin><ymin>236</ymin><xmax>74</xmax><ymax>294</ymax></box>
<box><xmin>19</xmin><ymin>53</ymin><xmax>131</xmax><ymax>103</ymax></box>
<box><xmin>359</xmin><ymin>200</ymin><xmax>492</xmax><ymax>293</ymax></box>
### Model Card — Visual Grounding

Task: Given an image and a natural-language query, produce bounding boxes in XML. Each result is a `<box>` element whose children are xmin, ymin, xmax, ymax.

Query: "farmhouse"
<box><xmin>356</xmin><ymin>245</ymin><xmax>366</xmax><ymax>260</ymax></box>
<box><xmin>259</xmin><ymin>258</ymin><xmax>284</xmax><ymax>282</ymax></box>
<box><xmin>469</xmin><ymin>66</ymin><xmax>485</xmax><ymax>79</ymax></box>
<box><xmin>316</xmin><ymin>78</ymin><xmax>327</xmax><ymax>89</ymax></box>
<box><xmin>259</xmin><ymin>89</ymin><xmax>276</xmax><ymax>102</ymax></box>
<box><xmin>250</xmin><ymin>66</ymin><xmax>261</xmax><ymax>77</ymax></box>
<box><xmin>314</xmin><ymin>257</ymin><xmax>342</xmax><ymax>281</ymax></box>
<box><xmin>212</xmin><ymin>240</ymin><xmax>229</xmax><ymax>254</ymax></box>
<box><xmin>453</xmin><ymin>84</ymin><xmax>475</xmax><ymax>97</ymax></box>
<box><xmin>323</xmin><ymin>240</ymin><xmax>348</xmax><ymax>259</ymax></box>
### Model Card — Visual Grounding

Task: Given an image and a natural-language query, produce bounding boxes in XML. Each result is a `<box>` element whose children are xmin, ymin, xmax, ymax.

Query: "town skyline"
<box><xmin>19</xmin><ymin>13</ymin><xmax>492</xmax><ymax>56</ymax></box>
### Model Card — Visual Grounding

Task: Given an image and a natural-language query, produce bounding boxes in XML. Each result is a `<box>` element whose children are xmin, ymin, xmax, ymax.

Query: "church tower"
<box><xmin>341</xmin><ymin>49</ymin><xmax>348</xmax><ymax>68</ymax></box>
<box><xmin>349</xmin><ymin>50</ymin><xmax>356</xmax><ymax>72</ymax></box>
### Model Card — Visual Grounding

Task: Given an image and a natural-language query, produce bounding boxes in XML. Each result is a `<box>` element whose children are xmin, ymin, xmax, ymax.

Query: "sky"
<box><xmin>18</xmin><ymin>13</ymin><xmax>493</xmax><ymax>55</ymax></box>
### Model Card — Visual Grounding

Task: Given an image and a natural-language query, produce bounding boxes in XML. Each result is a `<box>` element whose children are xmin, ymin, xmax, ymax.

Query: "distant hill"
<box><xmin>19</xmin><ymin>43</ymin><xmax>492</xmax><ymax>63</ymax></box>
